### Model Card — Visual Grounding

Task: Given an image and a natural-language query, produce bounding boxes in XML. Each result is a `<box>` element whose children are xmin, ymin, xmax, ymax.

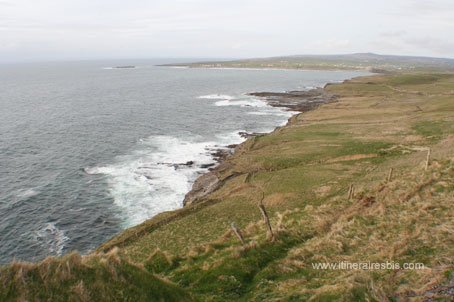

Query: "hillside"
<box><xmin>2</xmin><ymin>72</ymin><xmax>453</xmax><ymax>301</ymax></box>
<box><xmin>161</xmin><ymin>53</ymin><xmax>454</xmax><ymax>72</ymax></box>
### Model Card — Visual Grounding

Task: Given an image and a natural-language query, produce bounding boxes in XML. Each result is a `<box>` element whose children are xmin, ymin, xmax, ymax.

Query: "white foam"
<box><xmin>198</xmin><ymin>94</ymin><xmax>235</xmax><ymax>100</ymax></box>
<box><xmin>214</xmin><ymin>98</ymin><xmax>269</xmax><ymax>108</ymax></box>
<box><xmin>214</xmin><ymin>130</ymin><xmax>247</xmax><ymax>146</ymax></box>
<box><xmin>35</xmin><ymin>223</ymin><xmax>69</xmax><ymax>256</ymax></box>
<box><xmin>102</xmin><ymin>66</ymin><xmax>139</xmax><ymax>70</ymax></box>
<box><xmin>86</xmin><ymin>135</ymin><xmax>229</xmax><ymax>227</ymax></box>
<box><xmin>199</xmin><ymin>93</ymin><xmax>283</xmax><ymax>109</ymax></box>
<box><xmin>198</xmin><ymin>93</ymin><xmax>270</xmax><ymax>108</ymax></box>
<box><xmin>16</xmin><ymin>187</ymin><xmax>40</xmax><ymax>200</ymax></box>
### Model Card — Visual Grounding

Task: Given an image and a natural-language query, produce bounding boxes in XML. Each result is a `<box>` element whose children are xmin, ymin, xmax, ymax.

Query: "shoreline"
<box><xmin>158</xmin><ymin>64</ymin><xmax>367</xmax><ymax>72</ymax></box>
<box><xmin>183</xmin><ymin>86</ymin><xmax>337</xmax><ymax>205</ymax></box>
<box><xmin>96</xmin><ymin>79</ymin><xmax>344</xmax><ymax>253</ymax></box>
<box><xmin>4</xmin><ymin>67</ymin><xmax>454</xmax><ymax>300</ymax></box>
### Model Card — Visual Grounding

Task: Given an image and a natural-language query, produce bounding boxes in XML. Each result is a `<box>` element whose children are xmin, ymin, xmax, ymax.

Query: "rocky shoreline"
<box><xmin>182</xmin><ymin>86</ymin><xmax>337</xmax><ymax>205</ymax></box>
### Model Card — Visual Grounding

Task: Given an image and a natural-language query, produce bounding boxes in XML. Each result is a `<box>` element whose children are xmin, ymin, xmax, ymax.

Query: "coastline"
<box><xmin>96</xmin><ymin>79</ymin><xmax>343</xmax><ymax>253</ymax></box>
<box><xmin>159</xmin><ymin>63</ymin><xmax>367</xmax><ymax>72</ymax></box>
<box><xmin>183</xmin><ymin>86</ymin><xmax>338</xmax><ymax>206</ymax></box>
<box><xmin>4</xmin><ymin>71</ymin><xmax>454</xmax><ymax>301</ymax></box>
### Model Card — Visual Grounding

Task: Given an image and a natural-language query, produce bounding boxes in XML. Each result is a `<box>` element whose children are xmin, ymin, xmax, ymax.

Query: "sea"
<box><xmin>0</xmin><ymin>59</ymin><xmax>368</xmax><ymax>263</ymax></box>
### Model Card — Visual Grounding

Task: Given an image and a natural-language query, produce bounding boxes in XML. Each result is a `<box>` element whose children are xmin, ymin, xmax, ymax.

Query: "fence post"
<box><xmin>258</xmin><ymin>202</ymin><xmax>274</xmax><ymax>241</ymax></box>
<box><xmin>348</xmin><ymin>184</ymin><xmax>354</xmax><ymax>200</ymax></box>
<box><xmin>230</xmin><ymin>222</ymin><xmax>245</xmax><ymax>245</ymax></box>
<box><xmin>425</xmin><ymin>148</ymin><xmax>431</xmax><ymax>171</ymax></box>
<box><xmin>387</xmin><ymin>168</ymin><xmax>394</xmax><ymax>182</ymax></box>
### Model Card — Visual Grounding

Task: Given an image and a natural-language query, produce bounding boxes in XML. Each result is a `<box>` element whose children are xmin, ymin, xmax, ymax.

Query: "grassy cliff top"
<box><xmin>2</xmin><ymin>72</ymin><xmax>454</xmax><ymax>301</ymax></box>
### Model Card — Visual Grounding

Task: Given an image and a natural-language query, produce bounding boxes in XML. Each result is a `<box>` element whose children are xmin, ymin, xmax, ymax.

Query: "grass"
<box><xmin>1</xmin><ymin>72</ymin><xmax>453</xmax><ymax>301</ymax></box>
<box><xmin>0</xmin><ymin>251</ymin><xmax>191</xmax><ymax>302</ymax></box>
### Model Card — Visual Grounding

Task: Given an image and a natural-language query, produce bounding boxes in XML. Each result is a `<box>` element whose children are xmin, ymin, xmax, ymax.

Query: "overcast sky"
<box><xmin>1</xmin><ymin>0</ymin><xmax>453</xmax><ymax>62</ymax></box>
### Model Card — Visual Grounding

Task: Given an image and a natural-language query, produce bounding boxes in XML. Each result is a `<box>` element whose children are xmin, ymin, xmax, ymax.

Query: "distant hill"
<box><xmin>162</xmin><ymin>53</ymin><xmax>454</xmax><ymax>72</ymax></box>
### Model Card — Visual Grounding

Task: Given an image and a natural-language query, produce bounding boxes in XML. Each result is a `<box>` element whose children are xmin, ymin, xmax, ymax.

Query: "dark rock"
<box><xmin>200</xmin><ymin>163</ymin><xmax>216</xmax><ymax>169</ymax></box>
<box><xmin>211</xmin><ymin>149</ymin><xmax>231</xmax><ymax>162</ymax></box>
<box><xmin>158</xmin><ymin>161</ymin><xmax>194</xmax><ymax>169</ymax></box>
<box><xmin>248</xmin><ymin>87</ymin><xmax>337</xmax><ymax>112</ymax></box>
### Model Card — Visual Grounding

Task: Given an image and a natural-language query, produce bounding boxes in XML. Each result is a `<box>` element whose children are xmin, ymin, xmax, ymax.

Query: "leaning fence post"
<box><xmin>348</xmin><ymin>184</ymin><xmax>354</xmax><ymax>200</ymax></box>
<box><xmin>258</xmin><ymin>202</ymin><xmax>274</xmax><ymax>241</ymax></box>
<box><xmin>387</xmin><ymin>168</ymin><xmax>394</xmax><ymax>182</ymax></box>
<box><xmin>425</xmin><ymin>148</ymin><xmax>431</xmax><ymax>171</ymax></box>
<box><xmin>231</xmin><ymin>222</ymin><xmax>245</xmax><ymax>245</ymax></box>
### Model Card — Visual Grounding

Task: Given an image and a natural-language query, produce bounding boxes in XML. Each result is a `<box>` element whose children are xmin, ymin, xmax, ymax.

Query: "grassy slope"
<box><xmin>1</xmin><ymin>73</ymin><xmax>453</xmax><ymax>301</ymax></box>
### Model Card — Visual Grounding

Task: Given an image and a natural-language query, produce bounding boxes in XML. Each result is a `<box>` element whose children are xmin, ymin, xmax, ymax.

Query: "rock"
<box><xmin>248</xmin><ymin>88</ymin><xmax>337</xmax><ymax>112</ymax></box>
<box><xmin>158</xmin><ymin>161</ymin><xmax>194</xmax><ymax>169</ymax></box>
<box><xmin>183</xmin><ymin>172</ymin><xmax>221</xmax><ymax>206</ymax></box>
<box><xmin>200</xmin><ymin>163</ymin><xmax>216</xmax><ymax>169</ymax></box>
<box><xmin>238</xmin><ymin>131</ymin><xmax>265</xmax><ymax>138</ymax></box>
<box><xmin>211</xmin><ymin>149</ymin><xmax>231</xmax><ymax>162</ymax></box>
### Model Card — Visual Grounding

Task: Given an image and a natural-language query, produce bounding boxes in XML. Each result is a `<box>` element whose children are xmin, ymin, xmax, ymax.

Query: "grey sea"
<box><xmin>0</xmin><ymin>59</ymin><xmax>367</xmax><ymax>263</ymax></box>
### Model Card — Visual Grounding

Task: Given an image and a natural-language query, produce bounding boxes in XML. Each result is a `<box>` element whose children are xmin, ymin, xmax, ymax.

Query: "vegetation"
<box><xmin>1</xmin><ymin>72</ymin><xmax>453</xmax><ymax>301</ymax></box>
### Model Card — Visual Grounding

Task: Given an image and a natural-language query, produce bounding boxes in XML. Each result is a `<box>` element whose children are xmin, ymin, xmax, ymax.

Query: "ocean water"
<box><xmin>0</xmin><ymin>60</ymin><xmax>367</xmax><ymax>263</ymax></box>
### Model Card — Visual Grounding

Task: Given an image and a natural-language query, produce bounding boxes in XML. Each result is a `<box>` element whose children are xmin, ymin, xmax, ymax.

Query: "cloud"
<box><xmin>403</xmin><ymin>36</ymin><xmax>454</xmax><ymax>55</ymax></box>
<box><xmin>308</xmin><ymin>39</ymin><xmax>352</xmax><ymax>51</ymax></box>
<box><xmin>379</xmin><ymin>31</ymin><xmax>407</xmax><ymax>38</ymax></box>
<box><xmin>370</xmin><ymin>30</ymin><xmax>454</xmax><ymax>57</ymax></box>
<box><xmin>385</xmin><ymin>0</ymin><xmax>454</xmax><ymax>15</ymax></box>
<box><xmin>1</xmin><ymin>0</ymin><xmax>453</xmax><ymax>62</ymax></box>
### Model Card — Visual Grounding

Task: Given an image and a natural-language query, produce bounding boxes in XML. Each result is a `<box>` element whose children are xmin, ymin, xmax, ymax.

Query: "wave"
<box><xmin>197</xmin><ymin>94</ymin><xmax>235</xmax><ymax>100</ymax></box>
<box><xmin>34</xmin><ymin>223</ymin><xmax>69</xmax><ymax>256</ymax></box>
<box><xmin>214</xmin><ymin>98</ymin><xmax>268</xmax><ymax>108</ymax></box>
<box><xmin>15</xmin><ymin>187</ymin><xmax>40</xmax><ymax>200</ymax></box>
<box><xmin>198</xmin><ymin>93</ymin><xmax>269</xmax><ymax>108</ymax></box>
<box><xmin>85</xmin><ymin>134</ymin><xmax>244</xmax><ymax>227</ymax></box>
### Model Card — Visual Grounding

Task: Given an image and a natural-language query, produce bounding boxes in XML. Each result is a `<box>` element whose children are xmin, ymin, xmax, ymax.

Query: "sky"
<box><xmin>0</xmin><ymin>0</ymin><xmax>453</xmax><ymax>62</ymax></box>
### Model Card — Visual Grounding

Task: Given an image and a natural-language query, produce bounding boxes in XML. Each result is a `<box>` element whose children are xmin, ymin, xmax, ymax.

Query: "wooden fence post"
<box><xmin>348</xmin><ymin>184</ymin><xmax>354</xmax><ymax>200</ymax></box>
<box><xmin>387</xmin><ymin>168</ymin><xmax>394</xmax><ymax>182</ymax></box>
<box><xmin>425</xmin><ymin>148</ymin><xmax>431</xmax><ymax>171</ymax></box>
<box><xmin>258</xmin><ymin>202</ymin><xmax>274</xmax><ymax>241</ymax></box>
<box><xmin>230</xmin><ymin>222</ymin><xmax>245</xmax><ymax>245</ymax></box>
